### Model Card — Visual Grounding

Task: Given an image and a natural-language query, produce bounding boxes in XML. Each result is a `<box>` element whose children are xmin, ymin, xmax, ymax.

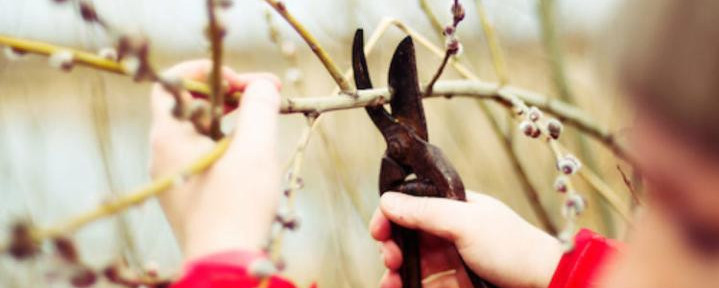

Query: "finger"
<box><xmin>162</xmin><ymin>59</ymin><xmax>243</xmax><ymax>87</ymax></box>
<box><xmin>228</xmin><ymin>78</ymin><xmax>281</xmax><ymax>157</ymax></box>
<box><xmin>380</xmin><ymin>271</ymin><xmax>402</xmax><ymax>288</ymax></box>
<box><xmin>379</xmin><ymin>192</ymin><xmax>469</xmax><ymax>242</ymax></box>
<box><xmin>224</xmin><ymin>72</ymin><xmax>281</xmax><ymax>93</ymax></box>
<box><xmin>150</xmin><ymin>83</ymin><xmax>192</xmax><ymax>125</ymax></box>
<box><xmin>162</xmin><ymin>60</ymin><xmax>279</xmax><ymax>101</ymax></box>
<box><xmin>381</xmin><ymin>240</ymin><xmax>403</xmax><ymax>270</ymax></box>
<box><xmin>370</xmin><ymin>207</ymin><xmax>392</xmax><ymax>241</ymax></box>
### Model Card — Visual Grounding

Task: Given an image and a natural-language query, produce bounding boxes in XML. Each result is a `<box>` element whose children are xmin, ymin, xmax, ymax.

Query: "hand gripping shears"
<box><xmin>352</xmin><ymin>29</ymin><xmax>497</xmax><ymax>288</ymax></box>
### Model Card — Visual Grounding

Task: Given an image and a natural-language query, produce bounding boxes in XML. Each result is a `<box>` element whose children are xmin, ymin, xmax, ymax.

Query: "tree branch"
<box><xmin>0</xmin><ymin>34</ymin><xmax>241</xmax><ymax>104</ymax></box>
<box><xmin>23</xmin><ymin>138</ymin><xmax>231</xmax><ymax>248</ymax></box>
<box><xmin>281</xmin><ymin>80</ymin><xmax>631</xmax><ymax>161</ymax></box>
<box><xmin>206</xmin><ymin>0</ymin><xmax>226</xmax><ymax>140</ymax></box>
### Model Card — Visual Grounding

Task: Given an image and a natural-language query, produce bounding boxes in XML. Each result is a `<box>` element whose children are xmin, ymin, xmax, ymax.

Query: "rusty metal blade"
<box><xmin>353</xmin><ymin>29</ymin><xmax>395</xmax><ymax>133</ymax></box>
<box><xmin>388</xmin><ymin>36</ymin><xmax>428</xmax><ymax>141</ymax></box>
<box><xmin>352</xmin><ymin>29</ymin><xmax>373</xmax><ymax>90</ymax></box>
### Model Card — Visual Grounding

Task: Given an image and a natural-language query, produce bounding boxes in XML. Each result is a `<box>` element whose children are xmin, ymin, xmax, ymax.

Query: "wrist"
<box><xmin>529</xmin><ymin>231</ymin><xmax>563</xmax><ymax>288</ymax></box>
<box><xmin>183</xmin><ymin>213</ymin><xmax>269</xmax><ymax>261</ymax></box>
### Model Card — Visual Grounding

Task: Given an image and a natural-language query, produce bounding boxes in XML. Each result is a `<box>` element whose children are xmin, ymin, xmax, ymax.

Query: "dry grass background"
<box><xmin>0</xmin><ymin>1</ymin><xmax>635</xmax><ymax>287</ymax></box>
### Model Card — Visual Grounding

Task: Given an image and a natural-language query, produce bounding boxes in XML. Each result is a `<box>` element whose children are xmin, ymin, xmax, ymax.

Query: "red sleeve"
<box><xmin>171</xmin><ymin>251</ymin><xmax>296</xmax><ymax>288</ymax></box>
<box><xmin>548</xmin><ymin>229</ymin><xmax>619</xmax><ymax>288</ymax></box>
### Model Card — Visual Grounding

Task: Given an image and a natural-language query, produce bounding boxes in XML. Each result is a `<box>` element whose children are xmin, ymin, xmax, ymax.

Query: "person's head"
<box><xmin>603</xmin><ymin>0</ymin><xmax>719</xmax><ymax>286</ymax></box>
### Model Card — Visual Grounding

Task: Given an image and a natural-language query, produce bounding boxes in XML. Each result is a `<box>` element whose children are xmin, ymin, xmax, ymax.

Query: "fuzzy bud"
<box><xmin>97</xmin><ymin>47</ymin><xmax>118</xmax><ymax>61</ymax></box>
<box><xmin>275</xmin><ymin>207</ymin><xmax>300</xmax><ymax>230</ymax></box>
<box><xmin>510</xmin><ymin>98</ymin><xmax>526</xmax><ymax>115</ymax></box>
<box><xmin>78</xmin><ymin>1</ymin><xmax>99</xmax><ymax>23</ymax></box>
<box><xmin>284</xmin><ymin>68</ymin><xmax>303</xmax><ymax>85</ymax></box>
<box><xmin>102</xmin><ymin>265</ymin><xmax>121</xmax><ymax>283</ymax></box>
<box><xmin>445</xmin><ymin>37</ymin><xmax>461</xmax><ymax>56</ymax></box>
<box><xmin>519</xmin><ymin>120</ymin><xmax>535</xmax><ymax>137</ymax></box>
<box><xmin>450</xmin><ymin>1</ymin><xmax>465</xmax><ymax>24</ymax></box>
<box><xmin>49</xmin><ymin>50</ymin><xmax>75</xmax><ymax>71</ymax></box>
<box><xmin>70</xmin><ymin>267</ymin><xmax>97</xmax><ymax>288</ymax></box>
<box><xmin>530</xmin><ymin>125</ymin><xmax>542</xmax><ymax>138</ymax></box>
<box><xmin>248</xmin><ymin>258</ymin><xmax>278</xmax><ymax>278</ymax></box>
<box><xmin>121</xmin><ymin>57</ymin><xmax>141</xmax><ymax>78</ymax></box>
<box><xmin>285</xmin><ymin>172</ymin><xmax>305</xmax><ymax>190</ymax></box>
<box><xmin>557</xmin><ymin>154</ymin><xmax>582</xmax><ymax>175</ymax></box>
<box><xmin>117</xmin><ymin>34</ymin><xmax>149</xmax><ymax>60</ymax></box>
<box><xmin>3</xmin><ymin>46</ymin><xmax>27</xmax><ymax>60</ymax></box>
<box><xmin>558</xmin><ymin>229</ymin><xmax>575</xmax><ymax>252</ymax></box>
<box><xmin>443</xmin><ymin>25</ymin><xmax>455</xmax><ymax>36</ymax></box>
<box><xmin>8</xmin><ymin>222</ymin><xmax>38</xmax><ymax>260</ymax></box>
<box><xmin>563</xmin><ymin>194</ymin><xmax>587</xmax><ymax>217</ymax></box>
<box><xmin>547</xmin><ymin>119</ymin><xmax>563</xmax><ymax>140</ymax></box>
<box><xmin>527</xmin><ymin>106</ymin><xmax>542</xmax><ymax>122</ymax></box>
<box><xmin>280</xmin><ymin>41</ymin><xmax>296</xmax><ymax>56</ymax></box>
<box><xmin>53</xmin><ymin>236</ymin><xmax>79</xmax><ymax>263</ymax></box>
<box><xmin>554</xmin><ymin>176</ymin><xmax>568</xmax><ymax>193</ymax></box>
<box><xmin>144</xmin><ymin>261</ymin><xmax>159</xmax><ymax>278</ymax></box>
<box><xmin>274</xmin><ymin>257</ymin><xmax>286</xmax><ymax>271</ymax></box>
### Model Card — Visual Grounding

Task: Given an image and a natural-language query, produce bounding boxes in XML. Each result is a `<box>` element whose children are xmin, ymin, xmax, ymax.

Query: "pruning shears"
<box><xmin>352</xmin><ymin>29</ymin><xmax>497</xmax><ymax>288</ymax></box>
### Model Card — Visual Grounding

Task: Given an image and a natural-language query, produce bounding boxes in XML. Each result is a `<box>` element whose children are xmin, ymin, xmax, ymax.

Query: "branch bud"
<box><xmin>547</xmin><ymin>118</ymin><xmax>563</xmax><ymax>140</ymax></box>
<box><xmin>248</xmin><ymin>258</ymin><xmax>278</xmax><ymax>278</ymax></box>
<box><xmin>450</xmin><ymin>1</ymin><xmax>465</xmax><ymax>24</ymax></box>
<box><xmin>284</xmin><ymin>68</ymin><xmax>303</xmax><ymax>85</ymax></box>
<box><xmin>528</xmin><ymin>106</ymin><xmax>542</xmax><ymax>122</ymax></box>
<box><xmin>49</xmin><ymin>50</ymin><xmax>75</xmax><ymax>71</ymax></box>
<box><xmin>557</xmin><ymin>154</ymin><xmax>581</xmax><ymax>175</ymax></box>
<box><xmin>554</xmin><ymin>176</ymin><xmax>568</xmax><ymax>193</ymax></box>
<box><xmin>8</xmin><ymin>222</ymin><xmax>39</xmax><ymax>260</ymax></box>
<box><xmin>53</xmin><ymin>236</ymin><xmax>79</xmax><ymax>264</ymax></box>
<box><xmin>445</xmin><ymin>37</ymin><xmax>462</xmax><ymax>56</ymax></box>
<box><xmin>70</xmin><ymin>267</ymin><xmax>97</xmax><ymax>288</ymax></box>
<box><xmin>78</xmin><ymin>0</ymin><xmax>99</xmax><ymax>23</ymax></box>
<box><xmin>3</xmin><ymin>46</ymin><xmax>28</xmax><ymax>61</ymax></box>
<box><xmin>519</xmin><ymin>120</ymin><xmax>535</xmax><ymax>137</ymax></box>
<box><xmin>97</xmin><ymin>47</ymin><xmax>118</xmax><ymax>61</ymax></box>
<box><xmin>563</xmin><ymin>194</ymin><xmax>587</xmax><ymax>217</ymax></box>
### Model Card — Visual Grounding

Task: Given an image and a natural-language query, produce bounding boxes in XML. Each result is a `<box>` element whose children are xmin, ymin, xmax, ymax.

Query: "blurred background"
<box><xmin>0</xmin><ymin>0</ymin><xmax>635</xmax><ymax>287</ymax></box>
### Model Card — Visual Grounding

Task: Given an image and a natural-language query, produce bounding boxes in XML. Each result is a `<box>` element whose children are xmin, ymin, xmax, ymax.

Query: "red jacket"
<box><xmin>172</xmin><ymin>229</ymin><xmax>616</xmax><ymax>288</ymax></box>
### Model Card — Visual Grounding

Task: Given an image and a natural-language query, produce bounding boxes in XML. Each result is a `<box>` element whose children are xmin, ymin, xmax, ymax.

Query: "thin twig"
<box><xmin>617</xmin><ymin>165</ymin><xmax>641</xmax><ymax>205</ymax></box>
<box><xmin>264</xmin><ymin>10</ymin><xmax>307</xmax><ymax>95</ymax></box>
<box><xmin>281</xmin><ymin>80</ymin><xmax>631</xmax><ymax>160</ymax></box>
<box><xmin>262</xmin><ymin>0</ymin><xmax>352</xmax><ymax>93</ymax></box>
<box><xmin>538</xmin><ymin>0</ymin><xmax>573</xmax><ymax>104</ymax></box>
<box><xmin>418</xmin><ymin>0</ymin><xmax>445</xmax><ymax>40</ymax></box>
<box><xmin>0</xmin><ymin>34</ymin><xmax>241</xmax><ymax>104</ymax></box>
<box><xmin>0</xmin><ymin>32</ymin><xmax>633</xmax><ymax>163</ymax></box>
<box><xmin>578</xmin><ymin>168</ymin><xmax>632</xmax><ymax>222</ymax></box>
<box><xmin>206</xmin><ymin>0</ymin><xmax>226</xmax><ymax>140</ymax></box>
<box><xmin>14</xmin><ymin>139</ymin><xmax>232</xmax><ymax>249</ymax></box>
<box><xmin>475</xmin><ymin>0</ymin><xmax>509</xmax><ymax>85</ymax></box>
<box><xmin>416</xmin><ymin>3</ymin><xmax>555</xmax><ymax>232</ymax></box>
<box><xmin>425</xmin><ymin>51</ymin><xmax>452</xmax><ymax>97</ymax></box>
<box><xmin>470</xmin><ymin>0</ymin><xmax>555</xmax><ymax>230</ymax></box>
<box><xmin>268</xmin><ymin>117</ymin><xmax>316</xmax><ymax>262</ymax></box>
<box><xmin>538</xmin><ymin>0</ymin><xmax>615</xmax><ymax>233</ymax></box>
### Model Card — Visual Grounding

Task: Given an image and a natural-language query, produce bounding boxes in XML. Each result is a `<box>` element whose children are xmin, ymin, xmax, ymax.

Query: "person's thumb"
<box><xmin>379</xmin><ymin>192</ymin><xmax>471</xmax><ymax>242</ymax></box>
